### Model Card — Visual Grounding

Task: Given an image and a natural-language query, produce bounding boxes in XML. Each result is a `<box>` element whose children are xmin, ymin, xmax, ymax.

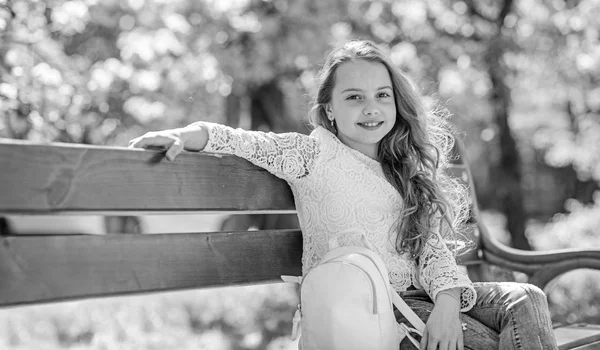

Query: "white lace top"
<box><xmin>203</xmin><ymin>123</ymin><xmax>476</xmax><ymax>311</ymax></box>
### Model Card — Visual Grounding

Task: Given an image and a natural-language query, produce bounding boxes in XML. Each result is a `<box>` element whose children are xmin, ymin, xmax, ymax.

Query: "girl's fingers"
<box><xmin>458</xmin><ymin>335</ymin><xmax>464</xmax><ymax>350</ymax></box>
<box><xmin>128</xmin><ymin>133</ymin><xmax>185</xmax><ymax>161</ymax></box>
<box><xmin>128</xmin><ymin>136</ymin><xmax>159</xmax><ymax>149</ymax></box>
<box><xmin>128</xmin><ymin>133</ymin><xmax>158</xmax><ymax>148</ymax></box>
<box><xmin>166</xmin><ymin>138</ymin><xmax>184</xmax><ymax>161</ymax></box>
<box><xmin>427</xmin><ymin>341</ymin><xmax>438</xmax><ymax>350</ymax></box>
<box><xmin>419</xmin><ymin>327</ymin><xmax>428</xmax><ymax>350</ymax></box>
<box><xmin>129</xmin><ymin>133</ymin><xmax>176</xmax><ymax>150</ymax></box>
<box><xmin>128</xmin><ymin>137</ymin><xmax>141</xmax><ymax>148</ymax></box>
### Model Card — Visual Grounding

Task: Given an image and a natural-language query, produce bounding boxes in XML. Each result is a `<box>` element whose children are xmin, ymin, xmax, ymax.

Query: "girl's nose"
<box><xmin>363</xmin><ymin>104</ymin><xmax>380</xmax><ymax>116</ymax></box>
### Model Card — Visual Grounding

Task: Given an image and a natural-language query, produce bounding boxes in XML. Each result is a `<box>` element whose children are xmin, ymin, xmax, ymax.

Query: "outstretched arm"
<box><xmin>129</xmin><ymin>122</ymin><xmax>320</xmax><ymax>182</ymax></box>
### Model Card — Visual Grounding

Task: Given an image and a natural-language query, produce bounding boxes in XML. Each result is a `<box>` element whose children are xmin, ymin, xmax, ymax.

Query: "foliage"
<box><xmin>2</xmin><ymin>0</ymin><xmax>596</xmax><ymax>182</ymax></box>
<box><xmin>0</xmin><ymin>284</ymin><xmax>299</xmax><ymax>350</ymax></box>
<box><xmin>0</xmin><ymin>0</ymin><xmax>350</xmax><ymax>143</ymax></box>
<box><xmin>515</xmin><ymin>0</ymin><xmax>600</xmax><ymax>323</ymax></box>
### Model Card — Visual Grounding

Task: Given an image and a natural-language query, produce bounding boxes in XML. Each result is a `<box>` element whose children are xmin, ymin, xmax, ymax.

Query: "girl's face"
<box><xmin>327</xmin><ymin>60</ymin><xmax>396</xmax><ymax>160</ymax></box>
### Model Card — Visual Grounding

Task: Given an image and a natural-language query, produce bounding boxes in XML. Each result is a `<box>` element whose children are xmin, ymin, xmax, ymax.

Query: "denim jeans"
<box><xmin>395</xmin><ymin>282</ymin><xmax>559</xmax><ymax>350</ymax></box>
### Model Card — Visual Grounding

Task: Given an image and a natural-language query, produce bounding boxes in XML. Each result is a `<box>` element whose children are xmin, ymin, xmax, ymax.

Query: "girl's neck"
<box><xmin>335</xmin><ymin>135</ymin><xmax>379</xmax><ymax>161</ymax></box>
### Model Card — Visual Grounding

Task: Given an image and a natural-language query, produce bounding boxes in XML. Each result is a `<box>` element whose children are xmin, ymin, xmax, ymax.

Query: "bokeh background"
<box><xmin>1</xmin><ymin>0</ymin><xmax>599</xmax><ymax>349</ymax></box>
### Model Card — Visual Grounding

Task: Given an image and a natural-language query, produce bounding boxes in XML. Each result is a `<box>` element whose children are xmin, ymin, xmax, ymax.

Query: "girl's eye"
<box><xmin>378</xmin><ymin>92</ymin><xmax>392</xmax><ymax>98</ymax></box>
<box><xmin>346</xmin><ymin>95</ymin><xmax>362</xmax><ymax>100</ymax></box>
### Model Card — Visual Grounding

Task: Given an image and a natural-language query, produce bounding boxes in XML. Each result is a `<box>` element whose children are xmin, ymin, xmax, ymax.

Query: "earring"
<box><xmin>330</xmin><ymin>119</ymin><xmax>334</xmax><ymax>128</ymax></box>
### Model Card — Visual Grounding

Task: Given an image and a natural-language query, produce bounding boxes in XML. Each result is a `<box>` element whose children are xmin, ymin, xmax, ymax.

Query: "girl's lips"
<box><xmin>357</xmin><ymin>121</ymin><xmax>384</xmax><ymax>129</ymax></box>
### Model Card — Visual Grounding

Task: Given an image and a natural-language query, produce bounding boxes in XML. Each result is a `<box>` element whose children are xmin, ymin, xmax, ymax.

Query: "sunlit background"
<box><xmin>1</xmin><ymin>0</ymin><xmax>600</xmax><ymax>348</ymax></box>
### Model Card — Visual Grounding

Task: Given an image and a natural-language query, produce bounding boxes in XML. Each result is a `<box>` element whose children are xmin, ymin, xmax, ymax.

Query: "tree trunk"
<box><xmin>487</xmin><ymin>42</ymin><xmax>532</xmax><ymax>250</ymax></box>
<box><xmin>250</xmin><ymin>80</ymin><xmax>299</xmax><ymax>132</ymax></box>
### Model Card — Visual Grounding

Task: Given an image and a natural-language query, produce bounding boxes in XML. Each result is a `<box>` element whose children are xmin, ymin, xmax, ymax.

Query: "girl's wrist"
<box><xmin>179</xmin><ymin>122</ymin><xmax>209</xmax><ymax>152</ymax></box>
<box><xmin>436</xmin><ymin>291</ymin><xmax>461</xmax><ymax>308</ymax></box>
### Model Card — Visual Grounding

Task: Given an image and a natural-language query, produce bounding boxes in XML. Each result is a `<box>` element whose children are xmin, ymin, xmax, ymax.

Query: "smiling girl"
<box><xmin>129</xmin><ymin>40</ymin><xmax>558</xmax><ymax>350</ymax></box>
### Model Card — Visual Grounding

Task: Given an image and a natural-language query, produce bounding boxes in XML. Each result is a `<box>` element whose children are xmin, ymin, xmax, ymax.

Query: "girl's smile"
<box><xmin>327</xmin><ymin>59</ymin><xmax>396</xmax><ymax>160</ymax></box>
<box><xmin>357</xmin><ymin>121</ymin><xmax>384</xmax><ymax>129</ymax></box>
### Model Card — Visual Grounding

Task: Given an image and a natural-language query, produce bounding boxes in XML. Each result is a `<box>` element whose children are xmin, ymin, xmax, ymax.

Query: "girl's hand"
<box><xmin>128</xmin><ymin>129</ymin><xmax>185</xmax><ymax>161</ymax></box>
<box><xmin>420</xmin><ymin>293</ymin><xmax>464</xmax><ymax>350</ymax></box>
<box><xmin>128</xmin><ymin>123</ymin><xmax>208</xmax><ymax>161</ymax></box>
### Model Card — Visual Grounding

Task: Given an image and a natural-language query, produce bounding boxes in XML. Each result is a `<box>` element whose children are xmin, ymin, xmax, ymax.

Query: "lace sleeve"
<box><xmin>418</xmin><ymin>218</ymin><xmax>477</xmax><ymax>312</ymax></box>
<box><xmin>201</xmin><ymin>122</ymin><xmax>320</xmax><ymax>182</ymax></box>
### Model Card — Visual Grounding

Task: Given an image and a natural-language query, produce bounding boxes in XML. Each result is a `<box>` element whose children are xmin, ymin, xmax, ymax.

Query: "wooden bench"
<box><xmin>1</xmin><ymin>138</ymin><xmax>600</xmax><ymax>349</ymax></box>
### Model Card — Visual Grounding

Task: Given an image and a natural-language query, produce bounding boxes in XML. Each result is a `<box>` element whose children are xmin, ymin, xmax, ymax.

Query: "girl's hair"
<box><xmin>308</xmin><ymin>40</ymin><xmax>471</xmax><ymax>259</ymax></box>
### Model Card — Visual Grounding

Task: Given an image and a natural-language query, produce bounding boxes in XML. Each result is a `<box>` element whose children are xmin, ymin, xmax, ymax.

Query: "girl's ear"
<box><xmin>325</xmin><ymin>104</ymin><xmax>333</xmax><ymax>119</ymax></box>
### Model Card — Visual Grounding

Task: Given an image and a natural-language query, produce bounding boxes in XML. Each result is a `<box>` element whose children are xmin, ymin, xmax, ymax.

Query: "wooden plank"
<box><xmin>0</xmin><ymin>140</ymin><xmax>295</xmax><ymax>214</ymax></box>
<box><xmin>570</xmin><ymin>341</ymin><xmax>600</xmax><ymax>350</ymax></box>
<box><xmin>555</xmin><ymin>324</ymin><xmax>600</xmax><ymax>350</ymax></box>
<box><xmin>0</xmin><ymin>230</ymin><xmax>302</xmax><ymax>306</ymax></box>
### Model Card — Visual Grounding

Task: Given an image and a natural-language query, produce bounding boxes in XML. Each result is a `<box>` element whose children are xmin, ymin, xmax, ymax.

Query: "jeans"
<box><xmin>395</xmin><ymin>282</ymin><xmax>559</xmax><ymax>350</ymax></box>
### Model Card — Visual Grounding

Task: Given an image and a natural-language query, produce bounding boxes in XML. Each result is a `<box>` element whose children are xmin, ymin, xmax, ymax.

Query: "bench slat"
<box><xmin>0</xmin><ymin>140</ymin><xmax>294</xmax><ymax>214</ymax></box>
<box><xmin>0</xmin><ymin>230</ymin><xmax>302</xmax><ymax>307</ymax></box>
<box><xmin>555</xmin><ymin>324</ymin><xmax>600</xmax><ymax>350</ymax></box>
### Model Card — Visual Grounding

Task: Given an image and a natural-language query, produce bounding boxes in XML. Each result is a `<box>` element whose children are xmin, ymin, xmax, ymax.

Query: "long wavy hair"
<box><xmin>308</xmin><ymin>40</ymin><xmax>470</xmax><ymax>259</ymax></box>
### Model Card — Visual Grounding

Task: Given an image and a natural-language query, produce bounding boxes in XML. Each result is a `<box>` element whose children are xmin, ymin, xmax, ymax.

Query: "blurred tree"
<box><xmin>214</xmin><ymin>0</ymin><xmax>350</xmax><ymax>133</ymax></box>
<box><xmin>416</xmin><ymin>0</ymin><xmax>532</xmax><ymax>249</ymax></box>
<box><xmin>463</xmin><ymin>0</ymin><xmax>532</xmax><ymax>249</ymax></box>
<box><xmin>521</xmin><ymin>0</ymin><xmax>600</xmax><ymax>249</ymax></box>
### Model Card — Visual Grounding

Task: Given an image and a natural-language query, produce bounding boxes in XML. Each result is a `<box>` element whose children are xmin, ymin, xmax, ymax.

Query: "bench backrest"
<box><xmin>0</xmin><ymin>138</ymin><xmax>482</xmax><ymax>307</ymax></box>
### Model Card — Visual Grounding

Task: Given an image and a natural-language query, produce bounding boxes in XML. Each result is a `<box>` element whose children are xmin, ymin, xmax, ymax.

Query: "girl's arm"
<box><xmin>417</xmin><ymin>219</ymin><xmax>471</xmax><ymax>350</ymax></box>
<box><xmin>129</xmin><ymin>122</ymin><xmax>320</xmax><ymax>182</ymax></box>
<box><xmin>417</xmin><ymin>220</ymin><xmax>477</xmax><ymax>313</ymax></box>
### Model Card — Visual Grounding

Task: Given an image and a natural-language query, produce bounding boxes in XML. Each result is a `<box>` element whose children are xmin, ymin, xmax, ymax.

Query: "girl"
<box><xmin>129</xmin><ymin>40</ymin><xmax>558</xmax><ymax>350</ymax></box>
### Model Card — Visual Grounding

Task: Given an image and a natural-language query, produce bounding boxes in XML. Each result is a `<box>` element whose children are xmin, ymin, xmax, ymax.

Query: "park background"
<box><xmin>0</xmin><ymin>0</ymin><xmax>599</xmax><ymax>348</ymax></box>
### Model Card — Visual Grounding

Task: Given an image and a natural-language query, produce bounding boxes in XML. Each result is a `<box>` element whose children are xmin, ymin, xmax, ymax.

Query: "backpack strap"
<box><xmin>391</xmin><ymin>289</ymin><xmax>426</xmax><ymax>332</ymax></box>
<box><xmin>398</xmin><ymin>322</ymin><xmax>423</xmax><ymax>348</ymax></box>
<box><xmin>291</xmin><ymin>307</ymin><xmax>302</xmax><ymax>340</ymax></box>
<box><xmin>391</xmin><ymin>288</ymin><xmax>425</xmax><ymax>349</ymax></box>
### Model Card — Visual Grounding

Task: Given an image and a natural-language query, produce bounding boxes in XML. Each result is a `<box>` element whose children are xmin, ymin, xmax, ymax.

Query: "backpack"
<box><xmin>282</xmin><ymin>243</ymin><xmax>426</xmax><ymax>350</ymax></box>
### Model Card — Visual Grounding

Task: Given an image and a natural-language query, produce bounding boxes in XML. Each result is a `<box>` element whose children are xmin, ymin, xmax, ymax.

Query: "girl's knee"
<box><xmin>506</xmin><ymin>283</ymin><xmax>548</xmax><ymax>313</ymax></box>
<box><xmin>520</xmin><ymin>283</ymin><xmax>549</xmax><ymax>307</ymax></box>
<box><xmin>519</xmin><ymin>283</ymin><xmax>546</xmax><ymax>295</ymax></box>
<box><xmin>474</xmin><ymin>282</ymin><xmax>547</xmax><ymax>310</ymax></box>
<box><xmin>519</xmin><ymin>283</ymin><xmax>546</xmax><ymax>298</ymax></box>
